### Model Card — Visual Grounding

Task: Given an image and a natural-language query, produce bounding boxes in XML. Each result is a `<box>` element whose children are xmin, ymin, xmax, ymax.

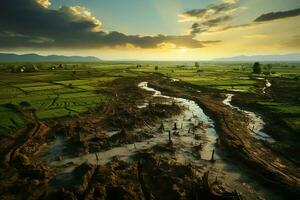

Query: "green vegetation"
<box><xmin>253</xmin><ymin>62</ymin><xmax>262</xmax><ymax>74</ymax></box>
<box><xmin>0</xmin><ymin>61</ymin><xmax>299</xmax><ymax>134</ymax></box>
<box><xmin>0</xmin><ymin>63</ymin><xmax>147</xmax><ymax>133</ymax></box>
<box><xmin>133</xmin><ymin>61</ymin><xmax>300</xmax><ymax>132</ymax></box>
<box><xmin>0</xmin><ymin>105</ymin><xmax>26</xmax><ymax>133</ymax></box>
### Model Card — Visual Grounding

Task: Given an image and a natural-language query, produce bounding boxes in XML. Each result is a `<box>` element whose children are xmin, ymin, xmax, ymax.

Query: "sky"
<box><xmin>0</xmin><ymin>0</ymin><xmax>300</xmax><ymax>60</ymax></box>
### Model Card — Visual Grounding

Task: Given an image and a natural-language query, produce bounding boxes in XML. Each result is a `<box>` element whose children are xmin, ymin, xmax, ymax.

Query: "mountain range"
<box><xmin>214</xmin><ymin>53</ymin><xmax>300</xmax><ymax>62</ymax></box>
<box><xmin>0</xmin><ymin>53</ymin><xmax>100</xmax><ymax>62</ymax></box>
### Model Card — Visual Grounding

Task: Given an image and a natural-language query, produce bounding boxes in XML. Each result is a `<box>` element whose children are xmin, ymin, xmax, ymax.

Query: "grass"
<box><xmin>143</xmin><ymin>62</ymin><xmax>300</xmax><ymax>132</ymax></box>
<box><xmin>36</xmin><ymin>108</ymin><xmax>75</xmax><ymax>120</ymax></box>
<box><xmin>0</xmin><ymin>66</ymin><xmax>127</xmax><ymax>133</ymax></box>
<box><xmin>257</xmin><ymin>102</ymin><xmax>300</xmax><ymax>114</ymax></box>
<box><xmin>0</xmin><ymin>61</ymin><xmax>299</xmax><ymax>134</ymax></box>
<box><xmin>0</xmin><ymin>105</ymin><xmax>26</xmax><ymax>133</ymax></box>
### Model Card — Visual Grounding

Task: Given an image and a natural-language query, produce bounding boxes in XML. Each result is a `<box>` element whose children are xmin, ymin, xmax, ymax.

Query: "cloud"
<box><xmin>0</xmin><ymin>0</ymin><xmax>214</xmax><ymax>49</ymax></box>
<box><xmin>190</xmin><ymin>16</ymin><xmax>232</xmax><ymax>35</ymax></box>
<box><xmin>221</xmin><ymin>0</ymin><xmax>237</xmax><ymax>4</ymax></box>
<box><xmin>36</xmin><ymin>0</ymin><xmax>51</xmax><ymax>8</ymax></box>
<box><xmin>58</xmin><ymin>6</ymin><xmax>103</xmax><ymax>32</ymax></box>
<box><xmin>216</xmin><ymin>23</ymin><xmax>255</xmax><ymax>32</ymax></box>
<box><xmin>190</xmin><ymin>23</ymin><xmax>202</xmax><ymax>35</ymax></box>
<box><xmin>243</xmin><ymin>34</ymin><xmax>268</xmax><ymax>39</ymax></box>
<box><xmin>183</xmin><ymin>2</ymin><xmax>300</xmax><ymax>36</ymax></box>
<box><xmin>254</xmin><ymin>8</ymin><xmax>300</xmax><ymax>22</ymax></box>
<box><xmin>208</xmin><ymin>7</ymin><xmax>300</xmax><ymax>34</ymax></box>
<box><xmin>179</xmin><ymin>1</ymin><xmax>239</xmax><ymax>35</ymax></box>
<box><xmin>179</xmin><ymin>3</ymin><xmax>238</xmax><ymax>22</ymax></box>
<box><xmin>157</xmin><ymin>42</ymin><xmax>177</xmax><ymax>49</ymax></box>
<box><xmin>284</xmin><ymin>35</ymin><xmax>300</xmax><ymax>49</ymax></box>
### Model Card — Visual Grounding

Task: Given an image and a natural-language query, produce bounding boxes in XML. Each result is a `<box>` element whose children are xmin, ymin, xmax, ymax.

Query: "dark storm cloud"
<box><xmin>254</xmin><ymin>8</ymin><xmax>300</xmax><ymax>22</ymax></box>
<box><xmin>0</xmin><ymin>0</ymin><xmax>211</xmax><ymax>49</ymax></box>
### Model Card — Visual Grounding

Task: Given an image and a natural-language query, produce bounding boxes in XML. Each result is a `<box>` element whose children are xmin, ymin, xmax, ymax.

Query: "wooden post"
<box><xmin>174</xmin><ymin>122</ymin><xmax>177</xmax><ymax>130</ymax></box>
<box><xmin>95</xmin><ymin>153</ymin><xmax>99</xmax><ymax>164</ymax></box>
<box><xmin>168</xmin><ymin>130</ymin><xmax>172</xmax><ymax>143</ymax></box>
<box><xmin>211</xmin><ymin>150</ymin><xmax>215</xmax><ymax>162</ymax></box>
<box><xmin>158</xmin><ymin>122</ymin><xmax>164</xmax><ymax>132</ymax></box>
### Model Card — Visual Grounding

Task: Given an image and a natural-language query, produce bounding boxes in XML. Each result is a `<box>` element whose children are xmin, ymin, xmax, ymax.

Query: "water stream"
<box><xmin>51</xmin><ymin>82</ymin><xmax>218</xmax><ymax>168</ymax></box>
<box><xmin>46</xmin><ymin>82</ymin><xmax>282</xmax><ymax>199</ymax></box>
<box><xmin>223</xmin><ymin>94</ymin><xmax>275</xmax><ymax>143</ymax></box>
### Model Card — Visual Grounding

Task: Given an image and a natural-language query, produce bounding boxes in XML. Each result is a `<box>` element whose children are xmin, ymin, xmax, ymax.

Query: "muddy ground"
<box><xmin>149</xmin><ymin>75</ymin><xmax>300</xmax><ymax>196</ymax></box>
<box><xmin>0</xmin><ymin>75</ymin><xmax>299</xmax><ymax>199</ymax></box>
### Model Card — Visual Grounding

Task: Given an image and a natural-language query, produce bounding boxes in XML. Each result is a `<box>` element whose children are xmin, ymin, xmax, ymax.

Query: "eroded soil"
<box><xmin>0</xmin><ymin>75</ymin><xmax>299</xmax><ymax>200</ymax></box>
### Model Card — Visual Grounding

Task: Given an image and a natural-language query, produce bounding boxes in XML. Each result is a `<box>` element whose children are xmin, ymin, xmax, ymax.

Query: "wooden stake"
<box><xmin>95</xmin><ymin>153</ymin><xmax>99</xmax><ymax>164</ymax></box>
<box><xmin>211</xmin><ymin>150</ymin><xmax>215</xmax><ymax>162</ymax></box>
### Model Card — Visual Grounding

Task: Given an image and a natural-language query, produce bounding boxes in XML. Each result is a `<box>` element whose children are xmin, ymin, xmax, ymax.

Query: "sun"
<box><xmin>179</xmin><ymin>48</ymin><xmax>188</xmax><ymax>53</ymax></box>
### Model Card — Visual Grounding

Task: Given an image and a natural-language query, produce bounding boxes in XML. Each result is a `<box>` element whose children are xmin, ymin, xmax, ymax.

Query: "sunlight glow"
<box><xmin>179</xmin><ymin>48</ymin><xmax>188</xmax><ymax>53</ymax></box>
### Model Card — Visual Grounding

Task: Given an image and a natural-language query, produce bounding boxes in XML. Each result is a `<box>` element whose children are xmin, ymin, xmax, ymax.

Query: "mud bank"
<box><xmin>223</xmin><ymin>94</ymin><xmax>275</xmax><ymax>143</ymax></box>
<box><xmin>46</xmin><ymin>81</ymin><xmax>286</xmax><ymax>199</ymax></box>
<box><xmin>0</xmin><ymin>76</ymin><xmax>299</xmax><ymax>199</ymax></box>
<box><xmin>147</xmin><ymin>78</ymin><xmax>300</xmax><ymax>197</ymax></box>
<box><xmin>0</xmin><ymin>77</ymin><xmax>184</xmax><ymax>200</ymax></box>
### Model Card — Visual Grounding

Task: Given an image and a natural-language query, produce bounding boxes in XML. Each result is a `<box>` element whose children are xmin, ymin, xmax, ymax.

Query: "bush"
<box><xmin>252</xmin><ymin>62</ymin><xmax>261</xmax><ymax>74</ymax></box>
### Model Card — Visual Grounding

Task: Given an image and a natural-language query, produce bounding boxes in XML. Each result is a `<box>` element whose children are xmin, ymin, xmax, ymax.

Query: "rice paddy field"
<box><xmin>133</xmin><ymin>62</ymin><xmax>300</xmax><ymax>133</ymax></box>
<box><xmin>0</xmin><ymin>63</ymin><xmax>142</xmax><ymax>133</ymax></box>
<box><xmin>1</xmin><ymin>61</ymin><xmax>300</xmax><ymax>199</ymax></box>
<box><xmin>0</xmin><ymin>62</ymin><xmax>299</xmax><ymax>135</ymax></box>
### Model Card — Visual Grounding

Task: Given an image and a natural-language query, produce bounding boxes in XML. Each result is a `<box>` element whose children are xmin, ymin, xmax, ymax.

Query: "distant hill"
<box><xmin>214</xmin><ymin>53</ymin><xmax>300</xmax><ymax>62</ymax></box>
<box><xmin>0</xmin><ymin>53</ymin><xmax>100</xmax><ymax>62</ymax></box>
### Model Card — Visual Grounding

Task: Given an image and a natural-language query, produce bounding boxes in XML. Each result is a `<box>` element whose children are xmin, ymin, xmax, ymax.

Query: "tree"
<box><xmin>155</xmin><ymin>66</ymin><xmax>158</xmax><ymax>70</ymax></box>
<box><xmin>252</xmin><ymin>62</ymin><xmax>261</xmax><ymax>74</ymax></box>
<box><xmin>195</xmin><ymin>62</ymin><xmax>200</xmax><ymax>68</ymax></box>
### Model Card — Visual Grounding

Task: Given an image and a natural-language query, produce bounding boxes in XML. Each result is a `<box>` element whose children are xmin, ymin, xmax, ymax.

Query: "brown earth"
<box><xmin>149</xmin><ymin>75</ymin><xmax>300</xmax><ymax>197</ymax></box>
<box><xmin>0</xmin><ymin>74</ymin><xmax>298</xmax><ymax>199</ymax></box>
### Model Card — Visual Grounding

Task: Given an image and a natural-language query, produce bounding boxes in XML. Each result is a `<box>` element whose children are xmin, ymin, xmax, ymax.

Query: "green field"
<box><xmin>0</xmin><ymin>62</ymin><xmax>299</xmax><ymax>134</ymax></box>
<box><xmin>0</xmin><ymin>64</ymin><xmax>136</xmax><ymax>133</ymax></box>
